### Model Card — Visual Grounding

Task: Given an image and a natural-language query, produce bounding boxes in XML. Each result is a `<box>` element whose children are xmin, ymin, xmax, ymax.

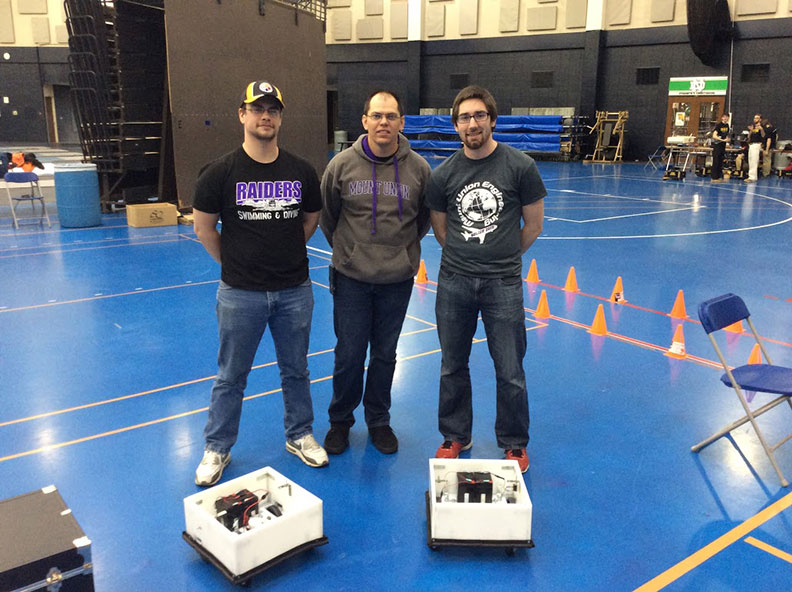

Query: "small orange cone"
<box><xmin>669</xmin><ymin>290</ymin><xmax>688</xmax><ymax>319</ymax></box>
<box><xmin>665</xmin><ymin>324</ymin><xmax>687</xmax><ymax>358</ymax></box>
<box><xmin>610</xmin><ymin>276</ymin><xmax>627</xmax><ymax>303</ymax></box>
<box><xmin>724</xmin><ymin>320</ymin><xmax>744</xmax><ymax>334</ymax></box>
<box><xmin>747</xmin><ymin>344</ymin><xmax>762</xmax><ymax>364</ymax></box>
<box><xmin>535</xmin><ymin>290</ymin><xmax>550</xmax><ymax>319</ymax></box>
<box><xmin>564</xmin><ymin>266</ymin><xmax>579</xmax><ymax>292</ymax></box>
<box><xmin>588</xmin><ymin>304</ymin><xmax>607</xmax><ymax>335</ymax></box>
<box><xmin>416</xmin><ymin>260</ymin><xmax>428</xmax><ymax>283</ymax></box>
<box><xmin>525</xmin><ymin>259</ymin><xmax>540</xmax><ymax>283</ymax></box>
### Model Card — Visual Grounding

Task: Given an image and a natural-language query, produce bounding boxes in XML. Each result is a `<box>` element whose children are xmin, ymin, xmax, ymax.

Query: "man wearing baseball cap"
<box><xmin>192</xmin><ymin>80</ymin><xmax>328</xmax><ymax>486</ymax></box>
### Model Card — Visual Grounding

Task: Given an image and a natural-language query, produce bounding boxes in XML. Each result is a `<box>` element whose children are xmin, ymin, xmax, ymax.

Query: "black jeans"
<box><xmin>328</xmin><ymin>271</ymin><xmax>414</xmax><ymax>428</ymax></box>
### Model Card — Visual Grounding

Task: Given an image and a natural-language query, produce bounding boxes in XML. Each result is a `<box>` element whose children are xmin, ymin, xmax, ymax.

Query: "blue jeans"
<box><xmin>435</xmin><ymin>267</ymin><xmax>530</xmax><ymax>449</ymax></box>
<box><xmin>203</xmin><ymin>279</ymin><xmax>315</xmax><ymax>453</ymax></box>
<box><xmin>329</xmin><ymin>271</ymin><xmax>414</xmax><ymax>428</ymax></box>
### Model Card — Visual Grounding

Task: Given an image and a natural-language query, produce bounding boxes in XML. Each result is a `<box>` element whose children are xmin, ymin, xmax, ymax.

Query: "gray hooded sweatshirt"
<box><xmin>320</xmin><ymin>133</ymin><xmax>431</xmax><ymax>284</ymax></box>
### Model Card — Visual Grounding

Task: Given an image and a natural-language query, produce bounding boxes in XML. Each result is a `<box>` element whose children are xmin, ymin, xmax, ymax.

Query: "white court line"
<box><xmin>550</xmin><ymin>188</ymin><xmax>696</xmax><ymax>206</ymax></box>
<box><xmin>307</xmin><ymin>245</ymin><xmax>332</xmax><ymax>256</ymax></box>
<box><xmin>548</xmin><ymin>206</ymin><xmax>703</xmax><ymax>224</ymax></box>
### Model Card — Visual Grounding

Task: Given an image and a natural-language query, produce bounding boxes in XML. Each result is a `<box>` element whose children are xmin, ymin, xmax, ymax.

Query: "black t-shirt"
<box><xmin>763</xmin><ymin>123</ymin><xmax>777</xmax><ymax>149</ymax></box>
<box><xmin>426</xmin><ymin>143</ymin><xmax>546</xmax><ymax>278</ymax></box>
<box><xmin>712</xmin><ymin>122</ymin><xmax>730</xmax><ymax>143</ymax></box>
<box><xmin>193</xmin><ymin>147</ymin><xmax>321</xmax><ymax>291</ymax></box>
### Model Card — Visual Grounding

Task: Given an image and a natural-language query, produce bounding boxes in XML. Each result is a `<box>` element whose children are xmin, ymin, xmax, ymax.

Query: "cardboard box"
<box><xmin>126</xmin><ymin>202</ymin><xmax>178</xmax><ymax>227</ymax></box>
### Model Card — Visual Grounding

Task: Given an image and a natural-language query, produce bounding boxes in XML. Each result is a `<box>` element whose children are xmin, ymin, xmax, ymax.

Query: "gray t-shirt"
<box><xmin>425</xmin><ymin>143</ymin><xmax>546</xmax><ymax>277</ymax></box>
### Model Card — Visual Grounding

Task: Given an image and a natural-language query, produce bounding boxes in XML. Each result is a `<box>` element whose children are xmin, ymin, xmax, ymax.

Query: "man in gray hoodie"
<box><xmin>320</xmin><ymin>90</ymin><xmax>431</xmax><ymax>454</ymax></box>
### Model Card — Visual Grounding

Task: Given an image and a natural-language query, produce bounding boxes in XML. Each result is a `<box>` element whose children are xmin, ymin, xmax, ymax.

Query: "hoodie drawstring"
<box><xmin>361</xmin><ymin>136</ymin><xmax>403</xmax><ymax>235</ymax></box>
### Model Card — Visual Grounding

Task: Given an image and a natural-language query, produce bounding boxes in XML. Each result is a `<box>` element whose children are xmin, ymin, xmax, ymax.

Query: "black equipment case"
<box><xmin>0</xmin><ymin>486</ymin><xmax>94</xmax><ymax>591</ymax></box>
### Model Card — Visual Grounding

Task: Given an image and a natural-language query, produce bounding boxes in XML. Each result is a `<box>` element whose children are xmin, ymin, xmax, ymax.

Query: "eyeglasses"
<box><xmin>246</xmin><ymin>105</ymin><xmax>282</xmax><ymax>117</ymax></box>
<box><xmin>366</xmin><ymin>112</ymin><xmax>401</xmax><ymax>122</ymax></box>
<box><xmin>457</xmin><ymin>111</ymin><xmax>489</xmax><ymax>125</ymax></box>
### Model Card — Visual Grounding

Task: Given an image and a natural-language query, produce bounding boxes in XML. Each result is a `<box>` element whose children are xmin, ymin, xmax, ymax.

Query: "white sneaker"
<box><xmin>194</xmin><ymin>450</ymin><xmax>230</xmax><ymax>486</ymax></box>
<box><xmin>286</xmin><ymin>434</ymin><xmax>329</xmax><ymax>468</ymax></box>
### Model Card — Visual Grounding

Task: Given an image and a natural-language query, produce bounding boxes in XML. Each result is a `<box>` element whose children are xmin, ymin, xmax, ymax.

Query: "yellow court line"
<box><xmin>0</xmin><ymin>376</ymin><xmax>327</xmax><ymax>463</ymax></box>
<box><xmin>400</xmin><ymin>327</ymin><xmax>435</xmax><ymax>338</ymax></box>
<box><xmin>634</xmin><ymin>491</ymin><xmax>792</xmax><ymax>591</ymax></box>
<box><xmin>0</xmin><ymin>349</ymin><xmax>333</xmax><ymax>428</ymax></box>
<box><xmin>0</xmin><ymin>345</ymin><xmax>454</xmax><ymax>462</ymax></box>
<box><xmin>744</xmin><ymin>536</ymin><xmax>792</xmax><ymax>564</ymax></box>
<box><xmin>405</xmin><ymin>313</ymin><xmax>436</xmax><ymax>328</ymax></box>
<box><xmin>0</xmin><ymin>279</ymin><xmax>220</xmax><ymax>313</ymax></box>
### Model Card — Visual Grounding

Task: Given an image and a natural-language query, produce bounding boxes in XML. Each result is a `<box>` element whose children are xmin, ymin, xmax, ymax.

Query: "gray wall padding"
<box><xmin>357</xmin><ymin>16</ymin><xmax>384</xmax><ymax>40</ymax></box>
<box><xmin>332</xmin><ymin>10</ymin><xmax>352</xmax><ymax>41</ymax></box>
<box><xmin>500</xmin><ymin>0</ymin><xmax>520</xmax><ymax>32</ymax></box>
<box><xmin>391</xmin><ymin>1</ymin><xmax>408</xmax><ymax>39</ymax></box>
<box><xmin>606</xmin><ymin>0</ymin><xmax>632</xmax><ymax>25</ymax></box>
<box><xmin>651</xmin><ymin>0</ymin><xmax>675</xmax><ymax>22</ymax></box>
<box><xmin>567</xmin><ymin>0</ymin><xmax>588</xmax><ymax>28</ymax></box>
<box><xmin>737</xmin><ymin>0</ymin><xmax>778</xmax><ymax>15</ymax></box>
<box><xmin>527</xmin><ymin>6</ymin><xmax>557</xmax><ymax>30</ymax></box>
<box><xmin>459</xmin><ymin>0</ymin><xmax>479</xmax><ymax>36</ymax></box>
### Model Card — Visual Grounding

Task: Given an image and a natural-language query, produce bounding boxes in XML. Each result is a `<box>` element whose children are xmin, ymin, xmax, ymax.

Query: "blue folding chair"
<box><xmin>694</xmin><ymin>294</ymin><xmax>792</xmax><ymax>487</ymax></box>
<box><xmin>644</xmin><ymin>145</ymin><xmax>668</xmax><ymax>171</ymax></box>
<box><xmin>4</xmin><ymin>171</ymin><xmax>51</xmax><ymax>229</ymax></box>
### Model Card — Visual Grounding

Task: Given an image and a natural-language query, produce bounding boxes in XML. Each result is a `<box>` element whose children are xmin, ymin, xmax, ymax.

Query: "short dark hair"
<box><xmin>363</xmin><ymin>90</ymin><xmax>404</xmax><ymax>116</ymax></box>
<box><xmin>451</xmin><ymin>85</ymin><xmax>498</xmax><ymax>125</ymax></box>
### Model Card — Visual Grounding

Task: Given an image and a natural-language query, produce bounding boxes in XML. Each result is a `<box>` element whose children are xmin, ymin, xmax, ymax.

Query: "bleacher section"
<box><xmin>403</xmin><ymin>114</ymin><xmax>579</xmax><ymax>162</ymax></box>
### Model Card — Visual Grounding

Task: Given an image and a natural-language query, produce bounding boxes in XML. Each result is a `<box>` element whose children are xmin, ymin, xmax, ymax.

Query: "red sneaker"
<box><xmin>505</xmin><ymin>448</ymin><xmax>530</xmax><ymax>473</ymax></box>
<box><xmin>435</xmin><ymin>440</ymin><xmax>473</xmax><ymax>459</ymax></box>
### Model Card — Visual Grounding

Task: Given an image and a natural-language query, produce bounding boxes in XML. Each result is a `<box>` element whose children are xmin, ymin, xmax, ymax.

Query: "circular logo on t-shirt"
<box><xmin>455</xmin><ymin>181</ymin><xmax>504</xmax><ymax>244</ymax></box>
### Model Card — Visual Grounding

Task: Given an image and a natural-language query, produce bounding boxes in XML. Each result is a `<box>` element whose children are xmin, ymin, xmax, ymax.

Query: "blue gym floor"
<box><xmin>1</xmin><ymin>161</ymin><xmax>791</xmax><ymax>591</ymax></box>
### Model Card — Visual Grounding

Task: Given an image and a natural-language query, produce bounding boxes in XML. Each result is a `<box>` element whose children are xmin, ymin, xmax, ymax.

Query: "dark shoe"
<box><xmin>324</xmin><ymin>424</ymin><xmax>350</xmax><ymax>455</ymax></box>
<box><xmin>369</xmin><ymin>425</ymin><xmax>398</xmax><ymax>454</ymax></box>
<box><xmin>435</xmin><ymin>439</ymin><xmax>472</xmax><ymax>458</ymax></box>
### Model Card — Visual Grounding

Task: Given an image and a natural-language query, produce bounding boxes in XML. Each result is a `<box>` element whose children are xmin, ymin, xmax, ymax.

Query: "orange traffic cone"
<box><xmin>747</xmin><ymin>344</ymin><xmax>762</xmax><ymax>364</ymax></box>
<box><xmin>416</xmin><ymin>259</ymin><xmax>428</xmax><ymax>283</ymax></box>
<box><xmin>525</xmin><ymin>259</ymin><xmax>540</xmax><ymax>283</ymax></box>
<box><xmin>588</xmin><ymin>304</ymin><xmax>607</xmax><ymax>335</ymax></box>
<box><xmin>665</xmin><ymin>324</ymin><xmax>687</xmax><ymax>359</ymax></box>
<box><xmin>610</xmin><ymin>276</ymin><xmax>627</xmax><ymax>303</ymax></box>
<box><xmin>535</xmin><ymin>290</ymin><xmax>550</xmax><ymax>319</ymax></box>
<box><xmin>564</xmin><ymin>266</ymin><xmax>579</xmax><ymax>292</ymax></box>
<box><xmin>669</xmin><ymin>290</ymin><xmax>688</xmax><ymax>319</ymax></box>
<box><xmin>724</xmin><ymin>320</ymin><xmax>744</xmax><ymax>334</ymax></box>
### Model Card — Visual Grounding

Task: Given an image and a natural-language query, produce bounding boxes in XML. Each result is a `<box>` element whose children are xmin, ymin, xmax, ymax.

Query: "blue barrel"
<box><xmin>54</xmin><ymin>163</ymin><xmax>102</xmax><ymax>228</ymax></box>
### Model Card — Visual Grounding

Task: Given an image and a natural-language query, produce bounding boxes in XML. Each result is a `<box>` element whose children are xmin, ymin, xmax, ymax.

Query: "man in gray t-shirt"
<box><xmin>425</xmin><ymin>85</ymin><xmax>546</xmax><ymax>473</ymax></box>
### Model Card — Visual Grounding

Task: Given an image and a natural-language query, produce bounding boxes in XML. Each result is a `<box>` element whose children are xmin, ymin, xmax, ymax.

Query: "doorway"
<box><xmin>665</xmin><ymin>96</ymin><xmax>726</xmax><ymax>144</ymax></box>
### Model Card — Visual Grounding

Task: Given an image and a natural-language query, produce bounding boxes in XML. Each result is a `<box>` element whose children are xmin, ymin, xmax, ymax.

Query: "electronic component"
<box><xmin>456</xmin><ymin>471</ymin><xmax>493</xmax><ymax>503</ymax></box>
<box><xmin>214</xmin><ymin>489</ymin><xmax>259</xmax><ymax>532</ymax></box>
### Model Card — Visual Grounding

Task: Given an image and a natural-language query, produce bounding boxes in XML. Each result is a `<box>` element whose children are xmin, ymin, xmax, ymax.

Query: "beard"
<box><xmin>462</xmin><ymin>129</ymin><xmax>488</xmax><ymax>150</ymax></box>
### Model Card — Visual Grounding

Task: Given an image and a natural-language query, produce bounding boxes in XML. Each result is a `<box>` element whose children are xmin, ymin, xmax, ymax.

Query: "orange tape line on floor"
<box><xmin>634</xmin><ymin>491</ymin><xmax>792</xmax><ymax>591</ymax></box>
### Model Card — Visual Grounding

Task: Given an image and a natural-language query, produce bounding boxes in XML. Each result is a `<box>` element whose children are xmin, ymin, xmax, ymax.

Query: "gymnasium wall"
<box><xmin>327</xmin><ymin>0</ymin><xmax>792</xmax><ymax>162</ymax></box>
<box><xmin>0</xmin><ymin>0</ymin><xmax>70</xmax><ymax>144</ymax></box>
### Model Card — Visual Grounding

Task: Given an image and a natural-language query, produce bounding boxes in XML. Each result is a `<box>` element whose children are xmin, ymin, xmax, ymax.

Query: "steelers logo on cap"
<box><xmin>260</xmin><ymin>82</ymin><xmax>273</xmax><ymax>93</ymax></box>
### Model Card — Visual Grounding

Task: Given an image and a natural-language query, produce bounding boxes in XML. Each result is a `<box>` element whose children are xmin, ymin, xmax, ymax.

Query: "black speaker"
<box><xmin>687</xmin><ymin>0</ymin><xmax>732</xmax><ymax>66</ymax></box>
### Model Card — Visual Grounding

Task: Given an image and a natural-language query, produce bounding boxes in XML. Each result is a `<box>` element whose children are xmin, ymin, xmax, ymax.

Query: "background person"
<box><xmin>710</xmin><ymin>113</ymin><xmax>730</xmax><ymax>183</ymax></box>
<box><xmin>745</xmin><ymin>113</ymin><xmax>765</xmax><ymax>183</ymax></box>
